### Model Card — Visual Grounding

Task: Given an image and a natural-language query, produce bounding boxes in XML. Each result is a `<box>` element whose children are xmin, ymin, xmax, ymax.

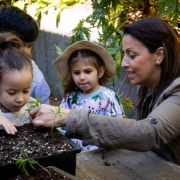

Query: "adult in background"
<box><xmin>30</xmin><ymin>17</ymin><xmax>180</xmax><ymax>165</ymax></box>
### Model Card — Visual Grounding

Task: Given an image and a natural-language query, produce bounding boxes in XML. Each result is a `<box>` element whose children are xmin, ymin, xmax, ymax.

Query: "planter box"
<box><xmin>0</xmin><ymin>124</ymin><xmax>81</xmax><ymax>180</ymax></box>
<box><xmin>9</xmin><ymin>166</ymin><xmax>80</xmax><ymax>180</ymax></box>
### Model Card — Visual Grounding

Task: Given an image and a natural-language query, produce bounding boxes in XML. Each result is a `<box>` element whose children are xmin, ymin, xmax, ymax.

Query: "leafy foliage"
<box><xmin>158</xmin><ymin>0</ymin><xmax>180</xmax><ymax>26</ymax></box>
<box><xmin>5</xmin><ymin>0</ymin><xmax>85</xmax><ymax>25</ymax></box>
<box><xmin>71</xmin><ymin>19</ymin><xmax>91</xmax><ymax>42</ymax></box>
<box><xmin>120</xmin><ymin>96</ymin><xmax>134</xmax><ymax>116</ymax></box>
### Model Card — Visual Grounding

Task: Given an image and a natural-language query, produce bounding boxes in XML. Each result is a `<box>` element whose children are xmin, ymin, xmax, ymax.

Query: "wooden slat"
<box><xmin>75</xmin><ymin>149</ymin><xmax>180</xmax><ymax>180</ymax></box>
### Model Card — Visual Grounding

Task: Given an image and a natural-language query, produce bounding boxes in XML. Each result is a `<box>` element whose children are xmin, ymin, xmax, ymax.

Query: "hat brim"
<box><xmin>54</xmin><ymin>40</ymin><xmax>116</xmax><ymax>82</ymax></box>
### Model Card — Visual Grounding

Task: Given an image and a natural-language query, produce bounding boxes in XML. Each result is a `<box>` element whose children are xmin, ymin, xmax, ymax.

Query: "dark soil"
<box><xmin>49</xmin><ymin>95</ymin><xmax>61</xmax><ymax>106</ymax></box>
<box><xmin>10</xmin><ymin>167</ymin><xmax>73</xmax><ymax>180</ymax></box>
<box><xmin>0</xmin><ymin>123</ymin><xmax>75</xmax><ymax>164</ymax></box>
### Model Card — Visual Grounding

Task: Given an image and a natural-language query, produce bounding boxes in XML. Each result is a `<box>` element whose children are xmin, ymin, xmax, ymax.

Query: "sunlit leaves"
<box><xmin>158</xmin><ymin>0</ymin><xmax>180</xmax><ymax>26</ymax></box>
<box><xmin>8</xmin><ymin>0</ymin><xmax>81</xmax><ymax>27</ymax></box>
<box><xmin>71</xmin><ymin>20</ymin><xmax>91</xmax><ymax>43</ymax></box>
<box><xmin>120</xmin><ymin>96</ymin><xmax>134</xmax><ymax>116</ymax></box>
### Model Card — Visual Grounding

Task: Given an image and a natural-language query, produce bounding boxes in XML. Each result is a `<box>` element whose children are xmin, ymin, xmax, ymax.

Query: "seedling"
<box><xmin>50</xmin><ymin>106</ymin><xmax>65</xmax><ymax>141</ymax></box>
<box><xmin>26</xmin><ymin>96</ymin><xmax>42</xmax><ymax>121</ymax></box>
<box><xmin>11</xmin><ymin>149</ymin><xmax>51</xmax><ymax>177</ymax></box>
<box><xmin>26</xmin><ymin>96</ymin><xmax>42</xmax><ymax>113</ymax></box>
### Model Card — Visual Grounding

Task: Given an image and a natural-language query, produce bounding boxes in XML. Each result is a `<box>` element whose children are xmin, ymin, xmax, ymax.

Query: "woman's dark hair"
<box><xmin>64</xmin><ymin>49</ymin><xmax>108</xmax><ymax>95</ymax></box>
<box><xmin>0</xmin><ymin>32</ymin><xmax>33</xmax><ymax>83</ymax></box>
<box><xmin>0</xmin><ymin>6</ymin><xmax>39</xmax><ymax>42</ymax></box>
<box><xmin>123</xmin><ymin>17</ymin><xmax>180</xmax><ymax>115</ymax></box>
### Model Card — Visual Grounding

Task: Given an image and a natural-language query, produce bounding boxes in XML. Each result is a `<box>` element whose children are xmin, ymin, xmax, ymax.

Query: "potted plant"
<box><xmin>7</xmin><ymin>150</ymin><xmax>80</xmax><ymax>180</ymax></box>
<box><xmin>0</xmin><ymin>122</ymin><xmax>81</xmax><ymax>179</ymax></box>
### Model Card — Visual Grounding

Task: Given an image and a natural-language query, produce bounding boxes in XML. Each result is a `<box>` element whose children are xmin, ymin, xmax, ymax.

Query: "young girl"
<box><xmin>54</xmin><ymin>40</ymin><xmax>124</xmax><ymax>151</ymax></box>
<box><xmin>0</xmin><ymin>32</ymin><xmax>34</xmax><ymax>134</ymax></box>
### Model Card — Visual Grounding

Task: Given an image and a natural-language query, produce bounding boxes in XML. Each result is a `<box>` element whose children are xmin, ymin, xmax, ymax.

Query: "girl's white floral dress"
<box><xmin>60</xmin><ymin>86</ymin><xmax>124</xmax><ymax>151</ymax></box>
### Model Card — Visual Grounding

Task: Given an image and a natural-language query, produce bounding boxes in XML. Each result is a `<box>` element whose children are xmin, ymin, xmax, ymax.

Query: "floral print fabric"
<box><xmin>60</xmin><ymin>86</ymin><xmax>124</xmax><ymax>151</ymax></box>
<box><xmin>61</xmin><ymin>86</ymin><xmax>124</xmax><ymax>117</ymax></box>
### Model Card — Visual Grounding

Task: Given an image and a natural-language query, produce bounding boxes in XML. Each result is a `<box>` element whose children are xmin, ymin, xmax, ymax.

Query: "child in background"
<box><xmin>0</xmin><ymin>6</ymin><xmax>50</xmax><ymax>104</ymax></box>
<box><xmin>54</xmin><ymin>40</ymin><xmax>124</xmax><ymax>151</ymax></box>
<box><xmin>0</xmin><ymin>32</ymin><xmax>34</xmax><ymax>134</ymax></box>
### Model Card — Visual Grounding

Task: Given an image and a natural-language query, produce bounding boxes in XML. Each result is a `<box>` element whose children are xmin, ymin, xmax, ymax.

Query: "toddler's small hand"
<box><xmin>0</xmin><ymin>115</ymin><xmax>17</xmax><ymax>134</ymax></box>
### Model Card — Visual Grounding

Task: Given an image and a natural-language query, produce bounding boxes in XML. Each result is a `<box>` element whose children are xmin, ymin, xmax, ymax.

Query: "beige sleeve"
<box><xmin>66</xmin><ymin>93</ymin><xmax>180</xmax><ymax>151</ymax></box>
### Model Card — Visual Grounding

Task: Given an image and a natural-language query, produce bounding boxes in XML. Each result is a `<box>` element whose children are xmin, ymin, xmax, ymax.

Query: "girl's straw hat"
<box><xmin>53</xmin><ymin>40</ymin><xmax>116</xmax><ymax>82</ymax></box>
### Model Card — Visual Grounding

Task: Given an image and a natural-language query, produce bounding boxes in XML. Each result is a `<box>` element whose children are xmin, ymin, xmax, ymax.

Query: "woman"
<box><xmin>30</xmin><ymin>17</ymin><xmax>180</xmax><ymax>165</ymax></box>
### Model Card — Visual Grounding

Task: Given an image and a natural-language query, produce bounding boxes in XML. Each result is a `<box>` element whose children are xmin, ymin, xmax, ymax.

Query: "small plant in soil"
<box><xmin>10</xmin><ymin>150</ymin><xmax>74</xmax><ymax>179</ymax></box>
<box><xmin>0</xmin><ymin>123</ymin><xmax>80</xmax><ymax>179</ymax></box>
<box><xmin>50</xmin><ymin>106</ymin><xmax>65</xmax><ymax>141</ymax></box>
<box><xmin>26</xmin><ymin>96</ymin><xmax>42</xmax><ymax>121</ymax></box>
<box><xmin>27</xmin><ymin>97</ymin><xmax>65</xmax><ymax>142</ymax></box>
<box><xmin>11</xmin><ymin>149</ymin><xmax>50</xmax><ymax>177</ymax></box>
<box><xmin>0</xmin><ymin>98</ymin><xmax>81</xmax><ymax>179</ymax></box>
<box><xmin>26</xmin><ymin>96</ymin><xmax>42</xmax><ymax>112</ymax></box>
<box><xmin>0</xmin><ymin>123</ymin><xmax>75</xmax><ymax>164</ymax></box>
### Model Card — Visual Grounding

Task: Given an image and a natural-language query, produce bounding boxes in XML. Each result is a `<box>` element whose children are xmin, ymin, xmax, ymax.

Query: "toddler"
<box><xmin>54</xmin><ymin>40</ymin><xmax>124</xmax><ymax>151</ymax></box>
<box><xmin>0</xmin><ymin>32</ymin><xmax>34</xmax><ymax>134</ymax></box>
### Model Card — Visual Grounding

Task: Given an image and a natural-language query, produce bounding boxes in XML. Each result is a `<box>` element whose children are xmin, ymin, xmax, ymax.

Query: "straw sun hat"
<box><xmin>53</xmin><ymin>40</ymin><xmax>116</xmax><ymax>82</ymax></box>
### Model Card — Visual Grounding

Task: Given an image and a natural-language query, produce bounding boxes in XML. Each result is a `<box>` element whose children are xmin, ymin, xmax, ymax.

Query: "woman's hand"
<box><xmin>0</xmin><ymin>115</ymin><xmax>17</xmax><ymax>134</ymax></box>
<box><xmin>30</xmin><ymin>104</ymin><xmax>69</xmax><ymax>128</ymax></box>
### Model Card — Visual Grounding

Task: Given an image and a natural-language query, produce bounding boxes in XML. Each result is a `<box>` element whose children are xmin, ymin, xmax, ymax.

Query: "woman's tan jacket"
<box><xmin>66</xmin><ymin>77</ymin><xmax>180</xmax><ymax>165</ymax></box>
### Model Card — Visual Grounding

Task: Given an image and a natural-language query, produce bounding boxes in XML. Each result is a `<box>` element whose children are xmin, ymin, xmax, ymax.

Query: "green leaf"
<box><xmin>56</xmin><ymin>11</ymin><xmax>61</xmax><ymax>28</ymax></box>
<box><xmin>28</xmin><ymin>160</ymin><xmax>38</xmax><ymax>170</ymax></box>
<box><xmin>120</xmin><ymin>97</ymin><xmax>134</xmax><ymax>115</ymax></box>
<box><xmin>55</xmin><ymin>44</ymin><xmax>63</xmax><ymax>56</ymax></box>
<box><xmin>23</xmin><ymin>166</ymin><xmax>29</xmax><ymax>176</ymax></box>
<box><xmin>26</xmin><ymin>96</ymin><xmax>42</xmax><ymax>113</ymax></box>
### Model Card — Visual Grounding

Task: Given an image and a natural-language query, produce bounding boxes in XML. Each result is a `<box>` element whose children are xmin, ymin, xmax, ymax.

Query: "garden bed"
<box><xmin>0</xmin><ymin>123</ymin><xmax>81</xmax><ymax>179</ymax></box>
